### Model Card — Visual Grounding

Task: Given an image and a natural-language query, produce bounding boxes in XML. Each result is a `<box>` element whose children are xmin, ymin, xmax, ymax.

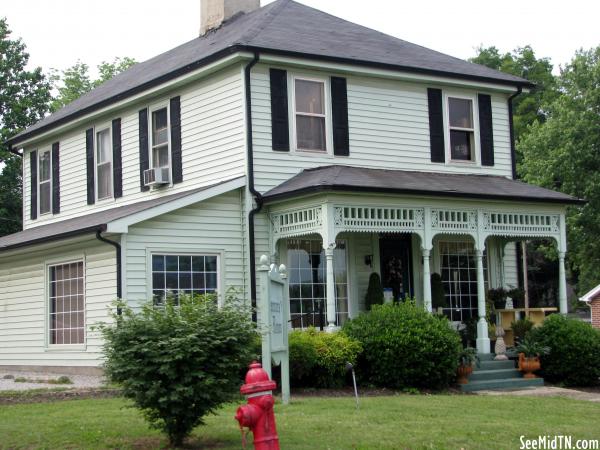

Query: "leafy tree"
<box><xmin>519</xmin><ymin>47</ymin><xmax>600</xmax><ymax>294</ymax></box>
<box><xmin>0</xmin><ymin>17</ymin><xmax>52</xmax><ymax>236</ymax></box>
<box><xmin>470</xmin><ymin>45</ymin><xmax>557</xmax><ymax>144</ymax></box>
<box><xmin>50</xmin><ymin>56</ymin><xmax>136</xmax><ymax>112</ymax></box>
<box><xmin>99</xmin><ymin>294</ymin><xmax>257</xmax><ymax>447</ymax></box>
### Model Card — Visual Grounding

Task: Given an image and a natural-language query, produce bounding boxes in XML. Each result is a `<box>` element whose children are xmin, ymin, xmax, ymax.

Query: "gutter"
<box><xmin>508</xmin><ymin>87</ymin><xmax>523</xmax><ymax>180</ymax></box>
<box><xmin>95</xmin><ymin>228</ymin><xmax>122</xmax><ymax>309</ymax></box>
<box><xmin>245</xmin><ymin>51</ymin><xmax>261</xmax><ymax>316</ymax></box>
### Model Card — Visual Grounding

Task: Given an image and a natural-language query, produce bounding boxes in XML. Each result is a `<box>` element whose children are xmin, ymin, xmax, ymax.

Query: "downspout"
<box><xmin>96</xmin><ymin>227</ymin><xmax>122</xmax><ymax>314</ymax></box>
<box><xmin>508</xmin><ymin>86</ymin><xmax>523</xmax><ymax>180</ymax></box>
<box><xmin>245</xmin><ymin>52</ymin><xmax>261</xmax><ymax>316</ymax></box>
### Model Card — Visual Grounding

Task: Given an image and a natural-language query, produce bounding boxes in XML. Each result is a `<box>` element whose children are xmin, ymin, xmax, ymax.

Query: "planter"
<box><xmin>518</xmin><ymin>353</ymin><xmax>541</xmax><ymax>379</ymax></box>
<box><xmin>457</xmin><ymin>364</ymin><xmax>473</xmax><ymax>384</ymax></box>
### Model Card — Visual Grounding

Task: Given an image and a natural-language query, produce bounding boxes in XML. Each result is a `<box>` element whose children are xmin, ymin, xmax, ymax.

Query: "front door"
<box><xmin>379</xmin><ymin>235</ymin><xmax>414</xmax><ymax>301</ymax></box>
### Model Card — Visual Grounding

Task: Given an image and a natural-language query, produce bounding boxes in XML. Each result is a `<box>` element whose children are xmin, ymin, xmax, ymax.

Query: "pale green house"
<box><xmin>0</xmin><ymin>0</ymin><xmax>580</xmax><ymax>372</ymax></box>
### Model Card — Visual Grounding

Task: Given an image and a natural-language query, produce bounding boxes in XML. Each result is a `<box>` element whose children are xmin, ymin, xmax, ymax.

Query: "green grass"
<box><xmin>0</xmin><ymin>394</ymin><xmax>598</xmax><ymax>449</ymax></box>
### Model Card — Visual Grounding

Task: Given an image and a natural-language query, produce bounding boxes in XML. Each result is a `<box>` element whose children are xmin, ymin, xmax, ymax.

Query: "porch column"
<box><xmin>325</xmin><ymin>245</ymin><xmax>337</xmax><ymax>330</ymax></box>
<box><xmin>558</xmin><ymin>251</ymin><xmax>568</xmax><ymax>314</ymax></box>
<box><xmin>475</xmin><ymin>248</ymin><xmax>491</xmax><ymax>354</ymax></box>
<box><xmin>422</xmin><ymin>248</ymin><xmax>432</xmax><ymax>312</ymax></box>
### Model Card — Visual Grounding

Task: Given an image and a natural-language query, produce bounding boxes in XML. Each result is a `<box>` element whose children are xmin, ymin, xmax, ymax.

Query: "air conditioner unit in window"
<box><xmin>144</xmin><ymin>167</ymin><xmax>170</xmax><ymax>186</ymax></box>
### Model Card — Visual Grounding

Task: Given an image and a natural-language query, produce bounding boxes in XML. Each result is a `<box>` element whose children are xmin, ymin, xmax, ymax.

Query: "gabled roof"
<box><xmin>9</xmin><ymin>0</ymin><xmax>532</xmax><ymax>146</ymax></box>
<box><xmin>0</xmin><ymin>177</ymin><xmax>244</xmax><ymax>253</ymax></box>
<box><xmin>580</xmin><ymin>285</ymin><xmax>600</xmax><ymax>303</ymax></box>
<box><xmin>262</xmin><ymin>165</ymin><xmax>583</xmax><ymax>204</ymax></box>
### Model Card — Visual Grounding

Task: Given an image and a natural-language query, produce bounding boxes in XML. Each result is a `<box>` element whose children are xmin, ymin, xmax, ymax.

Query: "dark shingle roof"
<box><xmin>0</xmin><ymin>180</ymin><xmax>238</xmax><ymax>252</ymax></box>
<box><xmin>262</xmin><ymin>165</ymin><xmax>582</xmax><ymax>204</ymax></box>
<box><xmin>9</xmin><ymin>0</ymin><xmax>531</xmax><ymax>146</ymax></box>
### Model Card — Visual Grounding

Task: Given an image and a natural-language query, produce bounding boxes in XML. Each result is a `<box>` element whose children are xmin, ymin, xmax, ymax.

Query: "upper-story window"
<box><xmin>447</xmin><ymin>95</ymin><xmax>477</xmax><ymax>162</ymax></box>
<box><xmin>293</xmin><ymin>78</ymin><xmax>328</xmax><ymax>152</ymax></box>
<box><xmin>151</xmin><ymin>106</ymin><xmax>170</xmax><ymax>170</ymax></box>
<box><xmin>95</xmin><ymin>127</ymin><xmax>113</xmax><ymax>200</ymax></box>
<box><xmin>38</xmin><ymin>149</ymin><xmax>52</xmax><ymax>215</ymax></box>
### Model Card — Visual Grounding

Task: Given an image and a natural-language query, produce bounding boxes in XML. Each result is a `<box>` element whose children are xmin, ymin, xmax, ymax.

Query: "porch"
<box><xmin>264</xmin><ymin>181</ymin><xmax>572</xmax><ymax>355</ymax></box>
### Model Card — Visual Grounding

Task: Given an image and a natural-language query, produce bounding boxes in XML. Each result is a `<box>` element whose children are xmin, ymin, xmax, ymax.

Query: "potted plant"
<box><xmin>516</xmin><ymin>337</ymin><xmax>550</xmax><ymax>379</ymax></box>
<box><xmin>457</xmin><ymin>347</ymin><xmax>478</xmax><ymax>384</ymax></box>
<box><xmin>511</xmin><ymin>317</ymin><xmax>533</xmax><ymax>345</ymax></box>
<box><xmin>487</xmin><ymin>288</ymin><xmax>508</xmax><ymax>310</ymax></box>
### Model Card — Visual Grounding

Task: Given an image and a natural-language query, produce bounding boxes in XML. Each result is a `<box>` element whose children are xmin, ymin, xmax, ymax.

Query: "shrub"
<box><xmin>365</xmin><ymin>273</ymin><xmax>384</xmax><ymax>310</ymax></box>
<box><xmin>528</xmin><ymin>314</ymin><xmax>600</xmax><ymax>386</ymax></box>
<box><xmin>288</xmin><ymin>328</ymin><xmax>362</xmax><ymax>388</ymax></box>
<box><xmin>99</xmin><ymin>294</ymin><xmax>256</xmax><ymax>446</ymax></box>
<box><xmin>343</xmin><ymin>301</ymin><xmax>461</xmax><ymax>389</ymax></box>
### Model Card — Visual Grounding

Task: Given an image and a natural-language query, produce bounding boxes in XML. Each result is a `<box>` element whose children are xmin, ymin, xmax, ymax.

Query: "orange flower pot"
<box><xmin>457</xmin><ymin>364</ymin><xmax>473</xmax><ymax>384</ymax></box>
<box><xmin>518</xmin><ymin>353</ymin><xmax>541</xmax><ymax>379</ymax></box>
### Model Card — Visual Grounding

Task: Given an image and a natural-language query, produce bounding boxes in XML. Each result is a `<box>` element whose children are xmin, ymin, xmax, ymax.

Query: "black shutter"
<box><xmin>170</xmin><ymin>96</ymin><xmax>183</xmax><ymax>184</ymax></box>
<box><xmin>30</xmin><ymin>150</ymin><xmax>37</xmax><ymax>220</ymax></box>
<box><xmin>139</xmin><ymin>108</ymin><xmax>149</xmax><ymax>192</ymax></box>
<box><xmin>51</xmin><ymin>142</ymin><xmax>60</xmax><ymax>214</ymax></box>
<box><xmin>427</xmin><ymin>88</ymin><xmax>445</xmax><ymax>163</ymax></box>
<box><xmin>86</xmin><ymin>128</ymin><xmax>95</xmax><ymax>204</ymax></box>
<box><xmin>269</xmin><ymin>68</ymin><xmax>289</xmax><ymax>151</ymax></box>
<box><xmin>112</xmin><ymin>118</ymin><xmax>123</xmax><ymax>198</ymax></box>
<box><xmin>331</xmin><ymin>76</ymin><xmax>350</xmax><ymax>156</ymax></box>
<box><xmin>478</xmin><ymin>93</ymin><xmax>494</xmax><ymax>166</ymax></box>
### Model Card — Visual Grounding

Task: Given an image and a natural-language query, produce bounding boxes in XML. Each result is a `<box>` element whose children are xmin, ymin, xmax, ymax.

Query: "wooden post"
<box><xmin>521</xmin><ymin>241</ymin><xmax>530</xmax><ymax>310</ymax></box>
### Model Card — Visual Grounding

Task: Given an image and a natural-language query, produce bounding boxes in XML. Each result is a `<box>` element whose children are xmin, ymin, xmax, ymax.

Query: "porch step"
<box><xmin>470</xmin><ymin>368</ymin><xmax>521</xmax><ymax>382</ymax></box>
<box><xmin>461</xmin><ymin>377</ymin><xmax>544</xmax><ymax>392</ymax></box>
<box><xmin>477</xmin><ymin>359</ymin><xmax>515</xmax><ymax>370</ymax></box>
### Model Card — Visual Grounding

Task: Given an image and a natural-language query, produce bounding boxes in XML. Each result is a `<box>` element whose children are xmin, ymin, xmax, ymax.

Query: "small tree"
<box><xmin>99</xmin><ymin>294</ymin><xmax>256</xmax><ymax>446</ymax></box>
<box><xmin>365</xmin><ymin>272</ymin><xmax>384</xmax><ymax>310</ymax></box>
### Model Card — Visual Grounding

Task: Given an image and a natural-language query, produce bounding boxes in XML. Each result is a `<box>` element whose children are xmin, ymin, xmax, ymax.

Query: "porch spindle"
<box><xmin>422</xmin><ymin>248</ymin><xmax>432</xmax><ymax>312</ymax></box>
<box><xmin>475</xmin><ymin>249</ymin><xmax>491</xmax><ymax>354</ymax></box>
<box><xmin>558</xmin><ymin>252</ymin><xmax>568</xmax><ymax>314</ymax></box>
<box><xmin>325</xmin><ymin>246</ymin><xmax>337</xmax><ymax>330</ymax></box>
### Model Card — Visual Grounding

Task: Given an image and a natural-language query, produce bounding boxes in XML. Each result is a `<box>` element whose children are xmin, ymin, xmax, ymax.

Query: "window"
<box><xmin>447</xmin><ymin>96</ymin><xmax>476</xmax><ymax>162</ymax></box>
<box><xmin>294</xmin><ymin>78</ymin><xmax>327</xmax><ymax>152</ymax></box>
<box><xmin>95</xmin><ymin>127</ymin><xmax>113</xmax><ymax>200</ymax></box>
<box><xmin>49</xmin><ymin>261</ymin><xmax>85</xmax><ymax>345</ymax></box>
<box><xmin>151</xmin><ymin>107</ymin><xmax>170</xmax><ymax>170</ymax></box>
<box><xmin>151</xmin><ymin>254</ymin><xmax>218</xmax><ymax>304</ymax></box>
<box><xmin>287</xmin><ymin>239</ymin><xmax>348</xmax><ymax>328</ymax></box>
<box><xmin>439</xmin><ymin>241</ymin><xmax>488</xmax><ymax>322</ymax></box>
<box><xmin>38</xmin><ymin>149</ymin><xmax>52</xmax><ymax>215</ymax></box>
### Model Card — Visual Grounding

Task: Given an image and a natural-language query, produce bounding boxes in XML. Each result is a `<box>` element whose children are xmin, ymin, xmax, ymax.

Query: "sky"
<box><xmin>3</xmin><ymin>0</ymin><xmax>599</xmax><ymax>78</ymax></box>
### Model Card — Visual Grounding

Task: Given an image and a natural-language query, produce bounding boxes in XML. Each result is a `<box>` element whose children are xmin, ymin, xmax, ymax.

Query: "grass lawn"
<box><xmin>1</xmin><ymin>394</ymin><xmax>598</xmax><ymax>449</ymax></box>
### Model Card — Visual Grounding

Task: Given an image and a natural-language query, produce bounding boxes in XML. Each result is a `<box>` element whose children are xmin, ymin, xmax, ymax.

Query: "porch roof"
<box><xmin>262</xmin><ymin>166</ymin><xmax>583</xmax><ymax>205</ymax></box>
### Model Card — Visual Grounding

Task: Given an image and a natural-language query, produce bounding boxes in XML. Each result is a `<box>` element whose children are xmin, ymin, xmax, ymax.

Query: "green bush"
<box><xmin>528</xmin><ymin>314</ymin><xmax>600</xmax><ymax>386</ymax></box>
<box><xmin>288</xmin><ymin>328</ymin><xmax>362</xmax><ymax>388</ymax></box>
<box><xmin>342</xmin><ymin>301</ymin><xmax>461</xmax><ymax>389</ymax></box>
<box><xmin>99</xmin><ymin>295</ymin><xmax>256</xmax><ymax>446</ymax></box>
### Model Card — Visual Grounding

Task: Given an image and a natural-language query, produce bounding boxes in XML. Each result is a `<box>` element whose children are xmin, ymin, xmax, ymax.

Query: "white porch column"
<box><xmin>422</xmin><ymin>248</ymin><xmax>432</xmax><ymax>312</ymax></box>
<box><xmin>475</xmin><ymin>248</ymin><xmax>491</xmax><ymax>354</ymax></box>
<box><xmin>558</xmin><ymin>251</ymin><xmax>568</xmax><ymax>314</ymax></box>
<box><xmin>325</xmin><ymin>245</ymin><xmax>337</xmax><ymax>329</ymax></box>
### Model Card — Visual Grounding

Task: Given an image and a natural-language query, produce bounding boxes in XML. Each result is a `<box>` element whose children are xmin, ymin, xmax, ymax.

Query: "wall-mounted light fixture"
<box><xmin>364</xmin><ymin>254</ymin><xmax>373</xmax><ymax>267</ymax></box>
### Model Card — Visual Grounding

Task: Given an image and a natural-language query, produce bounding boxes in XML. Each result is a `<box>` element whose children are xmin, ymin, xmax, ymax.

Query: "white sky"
<box><xmin>2</xmin><ymin>0</ymin><xmax>599</xmax><ymax>77</ymax></box>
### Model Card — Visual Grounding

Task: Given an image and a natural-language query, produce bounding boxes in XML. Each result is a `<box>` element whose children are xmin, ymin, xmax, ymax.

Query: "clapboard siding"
<box><xmin>0</xmin><ymin>238</ymin><xmax>115</xmax><ymax>367</ymax></box>
<box><xmin>125</xmin><ymin>190</ymin><xmax>248</xmax><ymax>305</ymax></box>
<box><xmin>503</xmin><ymin>242</ymin><xmax>519</xmax><ymax>288</ymax></box>
<box><xmin>251</xmin><ymin>64</ymin><xmax>513</xmax><ymax>192</ymax></box>
<box><xmin>22</xmin><ymin>65</ymin><xmax>245</xmax><ymax>230</ymax></box>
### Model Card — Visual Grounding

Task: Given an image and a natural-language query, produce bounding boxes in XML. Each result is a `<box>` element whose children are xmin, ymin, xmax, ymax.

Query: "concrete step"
<box><xmin>477</xmin><ymin>353</ymin><xmax>496</xmax><ymax>361</ymax></box>
<box><xmin>478</xmin><ymin>359</ymin><xmax>516</xmax><ymax>370</ymax></box>
<box><xmin>461</xmin><ymin>377</ymin><xmax>544</xmax><ymax>392</ymax></box>
<box><xmin>470</xmin><ymin>368</ymin><xmax>522</xmax><ymax>382</ymax></box>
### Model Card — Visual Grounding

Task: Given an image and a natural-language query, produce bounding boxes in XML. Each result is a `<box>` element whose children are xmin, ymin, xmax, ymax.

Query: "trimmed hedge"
<box><xmin>342</xmin><ymin>301</ymin><xmax>461</xmax><ymax>389</ymax></box>
<box><xmin>528</xmin><ymin>314</ymin><xmax>600</xmax><ymax>386</ymax></box>
<box><xmin>288</xmin><ymin>328</ymin><xmax>362</xmax><ymax>388</ymax></box>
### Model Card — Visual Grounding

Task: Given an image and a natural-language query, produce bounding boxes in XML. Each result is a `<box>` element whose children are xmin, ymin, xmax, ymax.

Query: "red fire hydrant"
<box><xmin>234</xmin><ymin>361</ymin><xmax>280</xmax><ymax>450</ymax></box>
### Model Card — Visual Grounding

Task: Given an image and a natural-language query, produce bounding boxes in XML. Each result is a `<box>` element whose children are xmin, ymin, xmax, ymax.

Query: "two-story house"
<box><xmin>0</xmin><ymin>0</ymin><xmax>580</xmax><ymax>373</ymax></box>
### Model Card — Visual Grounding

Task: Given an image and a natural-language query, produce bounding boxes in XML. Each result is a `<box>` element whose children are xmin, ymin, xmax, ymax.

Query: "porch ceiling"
<box><xmin>262</xmin><ymin>165</ymin><xmax>583</xmax><ymax>205</ymax></box>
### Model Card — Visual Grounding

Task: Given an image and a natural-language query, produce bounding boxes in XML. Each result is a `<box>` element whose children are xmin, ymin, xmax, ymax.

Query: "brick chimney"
<box><xmin>200</xmin><ymin>0</ymin><xmax>260</xmax><ymax>35</ymax></box>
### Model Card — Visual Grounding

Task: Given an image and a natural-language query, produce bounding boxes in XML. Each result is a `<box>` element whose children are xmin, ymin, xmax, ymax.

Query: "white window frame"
<box><xmin>148</xmin><ymin>101</ymin><xmax>172</xmax><ymax>183</ymax></box>
<box><xmin>147</xmin><ymin>250</ymin><xmax>223</xmax><ymax>305</ymax></box>
<box><xmin>290</xmin><ymin>74</ymin><xmax>334</xmax><ymax>155</ymax></box>
<box><xmin>45</xmin><ymin>257</ymin><xmax>87</xmax><ymax>350</ymax></box>
<box><xmin>37</xmin><ymin>147</ymin><xmax>52</xmax><ymax>216</ymax></box>
<box><xmin>94</xmin><ymin>123</ymin><xmax>114</xmax><ymax>202</ymax></box>
<box><xmin>443</xmin><ymin>92</ymin><xmax>481</xmax><ymax>165</ymax></box>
